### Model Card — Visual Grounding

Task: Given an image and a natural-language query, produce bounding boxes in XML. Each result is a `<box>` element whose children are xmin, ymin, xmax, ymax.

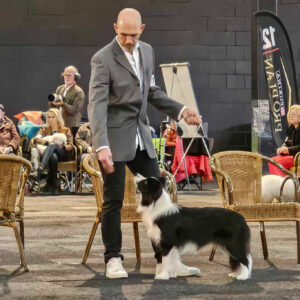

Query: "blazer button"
<box><xmin>137</xmin><ymin>83</ymin><xmax>140</xmax><ymax>86</ymax></box>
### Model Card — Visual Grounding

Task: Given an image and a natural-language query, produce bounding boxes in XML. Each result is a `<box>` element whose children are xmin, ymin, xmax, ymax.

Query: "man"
<box><xmin>88</xmin><ymin>8</ymin><xmax>201</xmax><ymax>279</ymax></box>
<box><xmin>0</xmin><ymin>104</ymin><xmax>20</xmax><ymax>154</ymax></box>
<box><xmin>49</xmin><ymin>66</ymin><xmax>85</xmax><ymax>138</ymax></box>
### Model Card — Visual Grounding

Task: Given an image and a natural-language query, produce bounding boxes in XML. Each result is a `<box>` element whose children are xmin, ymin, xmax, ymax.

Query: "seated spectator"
<box><xmin>75</xmin><ymin>122</ymin><xmax>93</xmax><ymax>159</ymax></box>
<box><xmin>0</xmin><ymin>104</ymin><xmax>20</xmax><ymax>155</ymax></box>
<box><xmin>32</xmin><ymin>108</ymin><xmax>74</xmax><ymax>195</ymax></box>
<box><xmin>269</xmin><ymin>105</ymin><xmax>300</xmax><ymax>176</ymax></box>
<box><xmin>163</xmin><ymin>122</ymin><xmax>177</xmax><ymax>170</ymax></box>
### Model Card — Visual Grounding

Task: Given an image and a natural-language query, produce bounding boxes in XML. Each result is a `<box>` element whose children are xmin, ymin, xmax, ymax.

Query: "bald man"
<box><xmin>50</xmin><ymin>66</ymin><xmax>85</xmax><ymax>138</ymax></box>
<box><xmin>88</xmin><ymin>8</ymin><xmax>201</xmax><ymax>279</ymax></box>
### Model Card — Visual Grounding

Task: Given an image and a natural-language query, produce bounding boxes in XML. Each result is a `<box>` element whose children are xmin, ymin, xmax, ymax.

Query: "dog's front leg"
<box><xmin>152</xmin><ymin>241</ymin><xmax>163</xmax><ymax>277</ymax></box>
<box><xmin>155</xmin><ymin>254</ymin><xmax>170</xmax><ymax>280</ymax></box>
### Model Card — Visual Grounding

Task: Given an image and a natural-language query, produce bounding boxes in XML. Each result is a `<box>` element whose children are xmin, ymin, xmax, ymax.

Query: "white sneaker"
<box><xmin>106</xmin><ymin>257</ymin><xmax>128</xmax><ymax>279</ymax></box>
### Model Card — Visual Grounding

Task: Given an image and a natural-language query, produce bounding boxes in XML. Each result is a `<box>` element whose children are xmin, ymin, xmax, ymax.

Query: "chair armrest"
<box><xmin>209</xmin><ymin>157</ymin><xmax>233</xmax><ymax>205</ymax></box>
<box><xmin>263</xmin><ymin>155</ymin><xmax>299</xmax><ymax>202</ymax></box>
<box><xmin>294</xmin><ymin>151</ymin><xmax>300</xmax><ymax>169</ymax></box>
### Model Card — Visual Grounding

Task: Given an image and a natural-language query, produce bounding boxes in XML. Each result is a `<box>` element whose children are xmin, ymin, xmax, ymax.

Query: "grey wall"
<box><xmin>1</xmin><ymin>0</ymin><xmax>300</xmax><ymax>152</ymax></box>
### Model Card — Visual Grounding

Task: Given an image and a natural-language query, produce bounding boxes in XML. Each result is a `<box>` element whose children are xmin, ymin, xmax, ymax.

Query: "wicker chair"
<box><xmin>81</xmin><ymin>153</ymin><xmax>177</xmax><ymax>264</ymax></box>
<box><xmin>290</xmin><ymin>151</ymin><xmax>300</xmax><ymax>178</ymax></box>
<box><xmin>209</xmin><ymin>151</ymin><xmax>300</xmax><ymax>263</ymax></box>
<box><xmin>0</xmin><ymin>154</ymin><xmax>32</xmax><ymax>271</ymax></box>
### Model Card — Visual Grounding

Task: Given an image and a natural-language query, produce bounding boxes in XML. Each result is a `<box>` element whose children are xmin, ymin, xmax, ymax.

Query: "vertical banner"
<box><xmin>254</xmin><ymin>11</ymin><xmax>299</xmax><ymax>148</ymax></box>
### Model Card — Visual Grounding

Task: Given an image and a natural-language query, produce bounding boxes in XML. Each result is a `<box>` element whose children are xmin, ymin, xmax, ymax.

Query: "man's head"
<box><xmin>114</xmin><ymin>8</ymin><xmax>145</xmax><ymax>52</ymax></box>
<box><xmin>62</xmin><ymin>66</ymin><xmax>80</xmax><ymax>86</ymax></box>
<box><xmin>0</xmin><ymin>104</ymin><xmax>5</xmax><ymax>119</ymax></box>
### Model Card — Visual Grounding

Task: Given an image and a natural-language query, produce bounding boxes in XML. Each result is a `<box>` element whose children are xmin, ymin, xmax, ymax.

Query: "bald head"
<box><xmin>114</xmin><ymin>8</ymin><xmax>145</xmax><ymax>53</ymax></box>
<box><xmin>117</xmin><ymin>8</ymin><xmax>142</xmax><ymax>27</ymax></box>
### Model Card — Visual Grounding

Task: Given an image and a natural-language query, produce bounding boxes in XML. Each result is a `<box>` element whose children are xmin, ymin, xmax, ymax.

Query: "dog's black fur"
<box><xmin>137</xmin><ymin>176</ymin><xmax>251</xmax><ymax>273</ymax></box>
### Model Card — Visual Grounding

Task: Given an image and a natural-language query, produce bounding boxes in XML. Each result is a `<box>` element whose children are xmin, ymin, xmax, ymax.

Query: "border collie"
<box><xmin>135</xmin><ymin>174</ymin><xmax>252</xmax><ymax>280</ymax></box>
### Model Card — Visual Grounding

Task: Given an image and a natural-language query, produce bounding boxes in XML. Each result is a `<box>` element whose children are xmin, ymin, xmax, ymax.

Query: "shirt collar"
<box><xmin>116</xmin><ymin>36</ymin><xmax>140</xmax><ymax>54</ymax></box>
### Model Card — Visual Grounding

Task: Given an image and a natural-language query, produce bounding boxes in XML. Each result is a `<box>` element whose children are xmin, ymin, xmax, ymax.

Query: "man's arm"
<box><xmin>147</xmin><ymin>47</ymin><xmax>200</xmax><ymax>125</ymax></box>
<box><xmin>8</xmin><ymin>122</ymin><xmax>20</xmax><ymax>151</ymax></box>
<box><xmin>61</xmin><ymin>90</ymin><xmax>85</xmax><ymax>116</ymax></box>
<box><xmin>88</xmin><ymin>55</ymin><xmax>114</xmax><ymax>173</ymax></box>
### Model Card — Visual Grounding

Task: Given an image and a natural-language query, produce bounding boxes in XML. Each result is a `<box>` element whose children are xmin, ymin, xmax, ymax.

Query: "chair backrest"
<box><xmin>82</xmin><ymin>153</ymin><xmax>104</xmax><ymax>210</ymax></box>
<box><xmin>0</xmin><ymin>155</ymin><xmax>32</xmax><ymax>214</ymax></box>
<box><xmin>211</xmin><ymin>151</ymin><xmax>263</xmax><ymax>205</ymax></box>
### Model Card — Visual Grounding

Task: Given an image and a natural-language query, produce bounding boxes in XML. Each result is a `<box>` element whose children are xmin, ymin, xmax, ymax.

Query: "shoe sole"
<box><xmin>106</xmin><ymin>273</ymin><xmax>128</xmax><ymax>279</ymax></box>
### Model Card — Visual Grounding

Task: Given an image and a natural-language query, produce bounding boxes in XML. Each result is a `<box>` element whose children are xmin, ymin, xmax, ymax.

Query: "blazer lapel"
<box><xmin>138</xmin><ymin>44</ymin><xmax>147</xmax><ymax>95</ymax></box>
<box><xmin>112</xmin><ymin>39</ymin><xmax>138</xmax><ymax>79</ymax></box>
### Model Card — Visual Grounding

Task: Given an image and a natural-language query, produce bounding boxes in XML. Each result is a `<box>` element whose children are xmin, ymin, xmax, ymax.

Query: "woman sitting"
<box><xmin>32</xmin><ymin>108</ymin><xmax>74</xmax><ymax>194</ymax></box>
<box><xmin>269</xmin><ymin>104</ymin><xmax>300</xmax><ymax>176</ymax></box>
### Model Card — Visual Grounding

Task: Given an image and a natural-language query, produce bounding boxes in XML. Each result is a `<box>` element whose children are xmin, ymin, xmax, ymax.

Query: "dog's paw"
<box><xmin>236</xmin><ymin>273</ymin><xmax>249</xmax><ymax>280</ymax></box>
<box><xmin>155</xmin><ymin>271</ymin><xmax>170</xmax><ymax>280</ymax></box>
<box><xmin>177</xmin><ymin>266</ymin><xmax>201</xmax><ymax>277</ymax></box>
<box><xmin>228</xmin><ymin>272</ymin><xmax>238</xmax><ymax>278</ymax></box>
<box><xmin>168</xmin><ymin>270</ymin><xmax>177</xmax><ymax>278</ymax></box>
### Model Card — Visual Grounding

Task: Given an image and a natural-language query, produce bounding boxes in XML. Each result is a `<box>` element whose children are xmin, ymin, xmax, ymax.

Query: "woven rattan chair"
<box><xmin>209</xmin><ymin>151</ymin><xmax>300</xmax><ymax>263</ymax></box>
<box><xmin>81</xmin><ymin>153</ymin><xmax>177</xmax><ymax>264</ymax></box>
<box><xmin>290</xmin><ymin>151</ymin><xmax>300</xmax><ymax>178</ymax></box>
<box><xmin>0</xmin><ymin>154</ymin><xmax>32</xmax><ymax>271</ymax></box>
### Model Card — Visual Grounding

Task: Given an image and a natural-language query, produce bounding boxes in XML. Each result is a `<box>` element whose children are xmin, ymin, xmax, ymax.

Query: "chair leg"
<box><xmin>79</xmin><ymin>166</ymin><xmax>83</xmax><ymax>194</ymax></box>
<box><xmin>81</xmin><ymin>212</ymin><xmax>101</xmax><ymax>264</ymax></box>
<box><xmin>209</xmin><ymin>245</ymin><xmax>217</xmax><ymax>261</ymax></box>
<box><xmin>296</xmin><ymin>221</ymin><xmax>300</xmax><ymax>264</ymax></box>
<box><xmin>11</xmin><ymin>217</ymin><xmax>28</xmax><ymax>272</ymax></box>
<box><xmin>260</xmin><ymin>222</ymin><xmax>268</xmax><ymax>260</ymax></box>
<box><xmin>133</xmin><ymin>222</ymin><xmax>141</xmax><ymax>263</ymax></box>
<box><xmin>20</xmin><ymin>220</ymin><xmax>25</xmax><ymax>248</ymax></box>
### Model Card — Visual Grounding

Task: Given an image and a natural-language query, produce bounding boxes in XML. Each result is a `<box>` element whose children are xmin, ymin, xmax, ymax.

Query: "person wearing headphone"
<box><xmin>49</xmin><ymin>65</ymin><xmax>85</xmax><ymax>138</ymax></box>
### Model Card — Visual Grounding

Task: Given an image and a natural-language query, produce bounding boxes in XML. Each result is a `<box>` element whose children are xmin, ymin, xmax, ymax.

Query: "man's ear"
<box><xmin>140</xmin><ymin>23</ymin><xmax>145</xmax><ymax>34</ymax></box>
<box><xmin>113</xmin><ymin>23</ymin><xmax>118</xmax><ymax>34</ymax></box>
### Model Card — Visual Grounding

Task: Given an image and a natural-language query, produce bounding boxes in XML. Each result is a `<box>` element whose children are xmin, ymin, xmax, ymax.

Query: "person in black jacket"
<box><xmin>269</xmin><ymin>104</ymin><xmax>300</xmax><ymax>176</ymax></box>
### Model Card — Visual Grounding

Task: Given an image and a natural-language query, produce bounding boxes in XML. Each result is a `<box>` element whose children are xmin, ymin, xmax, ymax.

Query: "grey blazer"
<box><xmin>88</xmin><ymin>38</ymin><xmax>183</xmax><ymax>162</ymax></box>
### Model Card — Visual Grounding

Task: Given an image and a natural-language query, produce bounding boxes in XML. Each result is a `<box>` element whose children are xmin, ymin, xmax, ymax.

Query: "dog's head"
<box><xmin>135</xmin><ymin>174</ymin><xmax>166</xmax><ymax>210</ymax></box>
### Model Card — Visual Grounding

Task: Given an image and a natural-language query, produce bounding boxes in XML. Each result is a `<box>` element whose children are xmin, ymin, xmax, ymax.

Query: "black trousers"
<box><xmin>41</xmin><ymin>145</ymin><xmax>68</xmax><ymax>186</ymax></box>
<box><xmin>101</xmin><ymin>148</ymin><xmax>161</xmax><ymax>263</ymax></box>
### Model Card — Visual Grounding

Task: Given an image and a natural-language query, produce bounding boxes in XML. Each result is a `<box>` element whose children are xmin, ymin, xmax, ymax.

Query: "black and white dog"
<box><xmin>135</xmin><ymin>174</ymin><xmax>252</xmax><ymax>280</ymax></box>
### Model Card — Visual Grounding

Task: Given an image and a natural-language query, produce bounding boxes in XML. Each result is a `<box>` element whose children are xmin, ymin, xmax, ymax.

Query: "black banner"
<box><xmin>254</xmin><ymin>11</ymin><xmax>299</xmax><ymax>148</ymax></box>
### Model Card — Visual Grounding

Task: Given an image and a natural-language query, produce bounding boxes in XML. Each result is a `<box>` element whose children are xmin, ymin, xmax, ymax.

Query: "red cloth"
<box><xmin>171</xmin><ymin>137</ymin><xmax>213</xmax><ymax>183</ymax></box>
<box><xmin>269</xmin><ymin>155</ymin><xmax>294</xmax><ymax>177</ymax></box>
<box><xmin>14</xmin><ymin>111</ymin><xmax>43</xmax><ymax>125</ymax></box>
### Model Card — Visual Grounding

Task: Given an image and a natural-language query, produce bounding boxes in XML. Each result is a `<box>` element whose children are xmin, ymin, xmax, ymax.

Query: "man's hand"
<box><xmin>52</xmin><ymin>95</ymin><xmax>63</xmax><ymax>107</ymax></box>
<box><xmin>97</xmin><ymin>148</ymin><xmax>115</xmax><ymax>174</ymax></box>
<box><xmin>277</xmin><ymin>146</ymin><xmax>289</xmax><ymax>155</ymax></box>
<box><xmin>181</xmin><ymin>108</ymin><xmax>202</xmax><ymax>126</ymax></box>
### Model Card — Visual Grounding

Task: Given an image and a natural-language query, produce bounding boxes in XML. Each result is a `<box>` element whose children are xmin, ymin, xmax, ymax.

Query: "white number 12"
<box><xmin>262</xmin><ymin>26</ymin><xmax>276</xmax><ymax>50</ymax></box>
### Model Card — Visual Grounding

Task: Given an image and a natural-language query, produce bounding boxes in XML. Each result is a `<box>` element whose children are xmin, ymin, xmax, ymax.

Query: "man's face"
<box><xmin>62</xmin><ymin>68</ymin><xmax>76</xmax><ymax>87</ymax></box>
<box><xmin>114</xmin><ymin>21</ymin><xmax>145</xmax><ymax>52</ymax></box>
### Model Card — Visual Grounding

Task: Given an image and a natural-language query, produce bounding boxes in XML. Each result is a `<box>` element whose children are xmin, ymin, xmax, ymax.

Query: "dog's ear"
<box><xmin>158</xmin><ymin>175</ymin><xmax>167</xmax><ymax>188</ymax></box>
<box><xmin>148</xmin><ymin>177</ymin><xmax>163</xmax><ymax>200</ymax></box>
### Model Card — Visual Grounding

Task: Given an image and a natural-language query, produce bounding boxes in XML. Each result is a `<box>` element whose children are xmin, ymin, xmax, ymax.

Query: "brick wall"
<box><xmin>0</xmin><ymin>0</ymin><xmax>299</xmax><ymax>152</ymax></box>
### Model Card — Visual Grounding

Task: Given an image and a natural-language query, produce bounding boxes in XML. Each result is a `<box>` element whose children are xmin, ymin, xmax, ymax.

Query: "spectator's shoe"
<box><xmin>106</xmin><ymin>257</ymin><xmax>128</xmax><ymax>279</ymax></box>
<box><xmin>37</xmin><ymin>166</ymin><xmax>43</xmax><ymax>181</ymax></box>
<box><xmin>51</xmin><ymin>184</ymin><xmax>61</xmax><ymax>196</ymax></box>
